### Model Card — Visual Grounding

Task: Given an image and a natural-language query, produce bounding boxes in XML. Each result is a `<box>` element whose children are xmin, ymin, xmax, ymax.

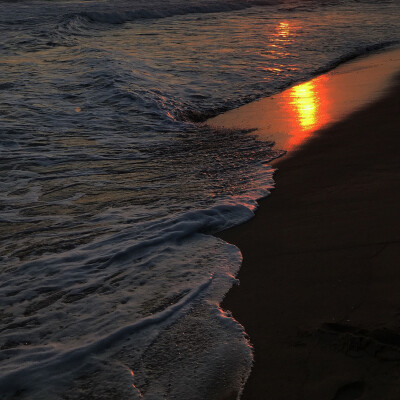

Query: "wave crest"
<box><xmin>66</xmin><ymin>2</ymin><xmax>249</xmax><ymax>26</ymax></box>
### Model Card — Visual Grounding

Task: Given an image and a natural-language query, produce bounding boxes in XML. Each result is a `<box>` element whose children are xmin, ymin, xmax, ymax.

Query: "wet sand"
<box><xmin>208</xmin><ymin>49</ymin><xmax>400</xmax><ymax>151</ymax></box>
<box><xmin>214</xmin><ymin>54</ymin><xmax>400</xmax><ymax>399</ymax></box>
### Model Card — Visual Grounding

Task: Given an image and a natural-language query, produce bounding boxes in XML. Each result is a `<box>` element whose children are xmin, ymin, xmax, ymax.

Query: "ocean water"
<box><xmin>1</xmin><ymin>0</ymin><xmax>400</xmax><ymax>398</ymax></box>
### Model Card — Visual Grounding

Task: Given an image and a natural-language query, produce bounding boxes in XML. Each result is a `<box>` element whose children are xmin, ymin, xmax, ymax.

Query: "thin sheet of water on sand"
<box><xmin>207</xmin><ymin>48</ymin><xmax>400</xmax><ymax>152</ymax></box>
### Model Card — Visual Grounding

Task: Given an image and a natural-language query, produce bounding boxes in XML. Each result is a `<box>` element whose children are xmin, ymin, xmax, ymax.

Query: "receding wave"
<box><xmin>0</xmin><ymin>277</ymin><xmax>212</xmax><ymax>396</ymax></box>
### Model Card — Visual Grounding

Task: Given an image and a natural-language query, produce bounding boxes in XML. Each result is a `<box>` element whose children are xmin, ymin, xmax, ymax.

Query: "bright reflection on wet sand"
<box><xmin>207</xmin><ymin>48</ymin><xmax>400</xmax><ymax>152</ymax></box>
<box><xmin>283</xmin><ymin>76</ymin><xmax>330</xmax><ymax>149</ymax></box>
<box><xmin>290</xmin><ymin>82</ymin><xmax>318</xmax><ymax>130</ymax></box>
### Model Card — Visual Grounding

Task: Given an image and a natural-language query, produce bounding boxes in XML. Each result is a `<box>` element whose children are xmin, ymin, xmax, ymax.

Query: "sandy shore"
<box><xmin>215</xmin><ymin>57</ymin><xmax>400</xmax><ymax>399</ymax></box>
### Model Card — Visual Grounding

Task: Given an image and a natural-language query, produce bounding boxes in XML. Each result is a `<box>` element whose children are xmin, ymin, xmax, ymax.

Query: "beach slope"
<box><xmin>218</xmin><ymin>70</ymin><xmax>400</xmax><ymax>398</ymax></box>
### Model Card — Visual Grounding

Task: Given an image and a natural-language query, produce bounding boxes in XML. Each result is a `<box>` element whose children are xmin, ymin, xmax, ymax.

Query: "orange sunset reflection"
<box><xmin>283</xmin><ymin>75</ymin><xmax>330</xmax><ymax>149</ymax></box>
<box><xmin>207</xmin><ymin>34</ymin><xmax>400</xmax><ymax>153</ymax></box>
<box><xmin>291</xmin><ymin>82</ymin><xmax>318</xmax><ymax>130</ymax></box>
<box><xmin>269</xmin><ymin>21</ymin><xmax>292</xmax><ymax>51</ymax></box>
<box><xmin>277</xmin><ymin>22</ymin><xmax>290</xmax><ymax>38</ymax></box>
<box><xmin>207</xmin><ymin>73</ymin><xmax>332</xmax><ymax>151</ymax></box>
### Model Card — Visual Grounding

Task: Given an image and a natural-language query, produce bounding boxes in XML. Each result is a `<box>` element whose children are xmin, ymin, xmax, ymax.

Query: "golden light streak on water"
<box><xmin>277</xmin><ymin>22</ymin><xmax>290</xmax><ymax>38</ymax></box>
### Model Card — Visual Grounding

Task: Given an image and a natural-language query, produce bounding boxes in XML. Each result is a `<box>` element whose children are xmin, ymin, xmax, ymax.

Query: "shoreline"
<box><xmin>208</xmin><ymin>47</ymin><xmax>400</xmax><ymax>153</ymax></box>
<box><xmin>217</xmin><ymin>64</ymin><xmax>400</xmax><ymax>397</ymax></box>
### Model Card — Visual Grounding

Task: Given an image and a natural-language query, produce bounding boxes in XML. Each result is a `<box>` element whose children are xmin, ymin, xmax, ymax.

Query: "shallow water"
<box><xmin>1</xmin><ymin>0</ymin><xmax>400</xmax><ymax>398</ymax></box>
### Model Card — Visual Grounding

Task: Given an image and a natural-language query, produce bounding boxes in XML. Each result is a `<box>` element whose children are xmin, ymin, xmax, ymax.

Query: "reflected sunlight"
<box><xmin>284</xmin><ymin>76</ymin><xmax>330</xmax><ymax>149</ymax></box>
<box><xmin>207</xmin><ymin>27</ymin><xmax>400</xmax><ymax>154</ymax></box>
<box><xmin>278</xmin><ymin>22</ymin><xmax>290</xmax><ymax>38</ymax></box>
<box><xmin>290</xmin><ymin>81</ymin><xmax>317</xmax><ymax>130</ymax></box>
<box><xmin>266</xmin><ymin>21</ymin><xmax>293</xmax><ymax>66</ymax></box>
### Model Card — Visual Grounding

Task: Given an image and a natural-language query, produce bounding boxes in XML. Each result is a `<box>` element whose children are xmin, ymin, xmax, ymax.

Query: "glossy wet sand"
<box><xmin>208</xmin><ymin>49</ymin><xmax>400</xmax><ymax>152</ymax></box>
<box><xmin>215</xmin><ymin>50</ymin><xmax>400</xmax><ymax>399</ymax></box>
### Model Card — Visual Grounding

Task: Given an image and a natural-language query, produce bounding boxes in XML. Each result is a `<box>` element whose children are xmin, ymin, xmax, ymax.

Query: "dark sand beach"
<box><xmin>215</xmin><ymin>54</ymin><xmax>400</xmax><ymax>399</ymax></box>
